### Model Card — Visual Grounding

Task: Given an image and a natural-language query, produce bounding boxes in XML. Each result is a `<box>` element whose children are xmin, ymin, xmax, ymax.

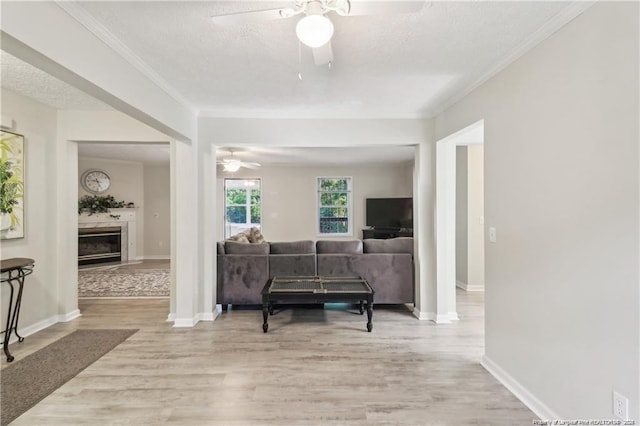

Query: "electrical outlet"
<box><xmin>488</xmin><ymin>227</ymin><xmax>497</xmax><ymax>243</ymax></box>
<box><xmin>613</xmin><ymin>391</ymin><xmax>628</xmax><ymax>420</ymax></box>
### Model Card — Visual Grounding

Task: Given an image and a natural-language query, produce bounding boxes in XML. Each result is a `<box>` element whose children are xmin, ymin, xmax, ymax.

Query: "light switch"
<box><xmin>489</xmin><ymin>227</ymin><xmax>497</xmax><ymax>243</ymax></box>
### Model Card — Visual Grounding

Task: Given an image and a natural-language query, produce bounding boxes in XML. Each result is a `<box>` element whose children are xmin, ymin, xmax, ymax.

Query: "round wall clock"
<box><xmin>81</xmin><ymin>169</ymin><xmax>111</xmax><ymax>194</ymax></box>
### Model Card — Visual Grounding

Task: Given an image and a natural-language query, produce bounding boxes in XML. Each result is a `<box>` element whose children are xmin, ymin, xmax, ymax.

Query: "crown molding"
<box><xmin>55</xmin><ymin>1</ymin><xmax>197</xmax><ymax>115</ymax></box>
<box><xmin>432</xmin><ymin>1</ymin><xmax>597</xmax><ymax>118</ymax></box>
<box><xmin>198</xmin><ymin>108</ymin><xmax>428</xmax><ymax>120</ymax></box>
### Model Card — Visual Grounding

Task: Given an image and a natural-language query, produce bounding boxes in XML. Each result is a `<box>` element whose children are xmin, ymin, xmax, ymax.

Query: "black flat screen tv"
<box><xmin>366</xmin><ymin>197</ymin><xmax>413</xmax><ymax>230</ymax></box>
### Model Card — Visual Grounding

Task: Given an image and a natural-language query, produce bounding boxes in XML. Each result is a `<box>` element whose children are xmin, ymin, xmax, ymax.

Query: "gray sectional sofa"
<box><xmin>217</xmin><ymin>238</ymin><xmax>414</xmax><ymax>306</ymax></box>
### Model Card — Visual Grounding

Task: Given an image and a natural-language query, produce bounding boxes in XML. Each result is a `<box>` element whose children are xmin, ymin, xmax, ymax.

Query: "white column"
<box><xmin>436</xmin><ymin>140</ymin><xmax>458</xmax><ymax>322</ymax></box>
<box><xmin>199</xmin><ymin>139</ymin><xmax>218</xmax><ymax>321</ymax></box>
<box><xmin>413</xmin><ymin>141</ymin><xmax>438</xmax><ymax>320</ymax></box>
<box><xmin>56</xmin><ymin>139</ymin><xmax>81</xmax><ymax>321</ymax></box>
<box><xmin>171</xmin><ymin>139</ymin><xmax>198</xmax><ymax>327</ymax></box>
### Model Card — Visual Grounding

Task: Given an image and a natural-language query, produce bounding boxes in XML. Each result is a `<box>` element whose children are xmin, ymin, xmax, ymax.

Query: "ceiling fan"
<box><xmin>217</xmin><ymin>151</ymin><xmax>261</xmax><ymax>172</ymax></box>
<box><xmin>210</xmin><ymin>0</ymin><xmax>425</xmax><ymax>66</ymax></box>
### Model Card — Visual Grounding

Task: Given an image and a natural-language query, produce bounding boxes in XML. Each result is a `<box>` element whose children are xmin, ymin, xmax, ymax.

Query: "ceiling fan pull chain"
<box><xmin>298</xmin><ymin>40</ymin><xmax>303</xmax><ymax>81</ymax></box>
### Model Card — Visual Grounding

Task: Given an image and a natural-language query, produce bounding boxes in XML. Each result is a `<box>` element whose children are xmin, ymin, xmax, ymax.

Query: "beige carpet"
<box><xmin>0</xmin><ymin>329</ymin><xmax>137</xmax><ymax>425</ymax></box>
<box><xmin>78</xmin><ymin>269</ymin><xmax>170</xmax><ymax>297</ymax></box>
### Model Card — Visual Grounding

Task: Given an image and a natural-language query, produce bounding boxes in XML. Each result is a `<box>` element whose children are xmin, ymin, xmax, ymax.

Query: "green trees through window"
<box><xmin>224</xmin><ymin>179</ymin><xmax>261</xmax><ymax>238</ymax></box>
<box><xmin>318</xmin><ymin>177</ymin><xmax>351</xmax><ymax>235</ymax></box>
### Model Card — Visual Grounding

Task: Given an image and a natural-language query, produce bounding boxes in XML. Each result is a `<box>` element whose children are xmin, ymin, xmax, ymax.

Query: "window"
<box><xmin>317</xmin><ymin>177</ymin><xmax>352</xmax><ymax>235</ymax></box>
<box><xmin>224</xmin><ymin>178</ymin><xmax>261</xmax><ymax>239</ymax></box>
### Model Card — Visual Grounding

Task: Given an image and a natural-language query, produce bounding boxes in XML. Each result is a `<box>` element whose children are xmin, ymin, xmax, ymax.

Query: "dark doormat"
<box><xmin>1</xmin><ymin>329</ymin><xmax>137</xmax><ymax>425</ymax></box>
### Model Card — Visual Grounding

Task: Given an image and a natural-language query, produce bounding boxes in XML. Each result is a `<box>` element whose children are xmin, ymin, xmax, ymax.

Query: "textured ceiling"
<box><xmin>78</xmin><ymin>143</ymin><xmax>170</xmax><ymax>164</ymax></box>
<box><xmin>1</xmin><ymin>1</ymin><xmax>580</xmax><ymax>164</ymax></box>
<box><xmin>74</xmin><ymin>0</ymin><xmax>572</xmax><ymax>118</ymax></box>
<box><xmin>0</xmin><ymin>51</ymin><xmax>110</xmax><ymax>111</ymax></box>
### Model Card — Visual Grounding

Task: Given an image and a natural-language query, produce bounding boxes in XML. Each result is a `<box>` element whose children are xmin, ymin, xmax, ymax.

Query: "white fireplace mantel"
<box><xmin>79</xmin><ymin>208</ymin><xmax>137</xmax><ymax>260</ymax></box>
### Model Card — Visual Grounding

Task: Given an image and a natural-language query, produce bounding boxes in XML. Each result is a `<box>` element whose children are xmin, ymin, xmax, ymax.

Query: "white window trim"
<box><xmin>223</xmin><ymin>178</ymin><xmax>262</xmax><ymax>239</ymax></box>
<box><xmin>316</xmin><ymin>176</ymin><xmax>353</xmax><ymax>237</ymax></box>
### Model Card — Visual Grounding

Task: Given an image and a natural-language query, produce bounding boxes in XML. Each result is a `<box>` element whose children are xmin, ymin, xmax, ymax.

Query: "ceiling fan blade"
<box><xmin>312</xmin><ymin>41</ymin><xmax>333</xmax><ymax>66</ymax></box>
<box><xmin>211</xmin><ymin>8</ymin><xmax>294</xmax><ymax>25</ymax></box>
<box><xmin>242</xmin><ymin>162</ymin><xmax>262</xmax><ymax>169</ymax></box>
<box><xmin>344</xmin><ymin>0</ymin><xmax>425</xmax><ymax>16</ymax></box>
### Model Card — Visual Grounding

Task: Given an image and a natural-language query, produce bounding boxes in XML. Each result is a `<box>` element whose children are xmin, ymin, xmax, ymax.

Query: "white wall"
<box><xmin>456</xmin><ymin>145</ymin><xmax>485</xmax><ymax>290</ymax></box>
<box><xmin>466</xmin><ymin>145</ymin><xmax>484</xmax><ymax>288</ymax></box>
<box><xmin>455</xmin><ymin>146</ymin><xmax>468</xmax><ymax>285</ymax></box>
<box><xmin>78</xmin><ymin>157</ymin><xmax>145</xmax><ymax>257</ymax></box>
<box><xmin>216</xmin><ymin>162</ymin><xmax>413</xmax><ymax>242</ymax></box>
<box><xmin>143</xmin><ymin>164</ymin><xmax>170</xmax><ymax>258</ymax></box>
<box><xmin>0</xmin><ymin>89</ymin><xmax>60</xmax><ymax>334</ymax></box>
<box><xmin>435</xmin><ymin>2</ymin><xmax>638</xmax><ymax>420</ymax></box>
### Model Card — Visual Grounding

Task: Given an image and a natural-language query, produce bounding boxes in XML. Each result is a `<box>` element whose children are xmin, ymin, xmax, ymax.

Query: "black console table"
<box><xmin>1</xmin><ymin>258</ymin><xmax>35</xmax><ymax>362</ymax></box>
<box><xmin>362</xmin><ymin>228</ymin><xmax>413</xmax><ymax>239</ymax></box>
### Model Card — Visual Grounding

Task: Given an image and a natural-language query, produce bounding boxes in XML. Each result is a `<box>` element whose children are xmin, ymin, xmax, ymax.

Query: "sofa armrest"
<box><xmin>218</xmin><ymin>254</ymin><xmax>269</xmax><ymax>305</ymax></box>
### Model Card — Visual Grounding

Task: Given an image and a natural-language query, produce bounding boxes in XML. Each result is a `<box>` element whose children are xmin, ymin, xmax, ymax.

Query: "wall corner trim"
<box><xmin>412</xmin><ymin>308</ymin><xmax>454</xmax><ymax>323</ymax></box>
<box><xmin>166</xmin><ymin>313</ymin><xmax>176</xmax><ymax>322</ymax></box>
<box><xmin>173</xmin><ymin>317</ymin><xmax>198</xmax><ymax>328</ymax></box>
<box><xmin>199</xmin><ymin>311</ymin><xmax>218</xmax><ymax>322</ymax></box>
<box><xmin>456</xmin><ymin>280</ymin><xmax>485</xmax><ymax>292</ymax></box>
<box><xmin>481</xmin><ymin>354</ymin><xmax>559</xmax><ymax>420</ymax></box>
<box><xmin>59</xmin><ymin>310</ymin><xmax>82</xmax><ymax>322</ymax></box>
<box><xmin>413</xmin><ymin>308</ymin><xmax>433</xmax><ymax>321</ymax></box>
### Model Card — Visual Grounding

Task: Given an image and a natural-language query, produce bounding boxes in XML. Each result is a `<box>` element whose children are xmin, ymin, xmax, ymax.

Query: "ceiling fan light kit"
<box><xmin>210</xmin><ymin>0</ymin><xmax>423</xmax><ymax>66</ymax></box>
<box><xmin>296</xmin><ymin>14</ymin><xmax>334</xmax><ymax>48</ymax></box>
<box><xmin>217</xmin><ymin>151</ymin><xmax>262</xmax><ymax>172</ymax></box>
<box><xmin>223</xmin><ymin>161</ymin><xmax>242</xmax><ymax>173</ymax></box>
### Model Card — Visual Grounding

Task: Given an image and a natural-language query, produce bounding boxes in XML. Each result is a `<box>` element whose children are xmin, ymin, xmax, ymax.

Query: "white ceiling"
<box><xmin>72</xmin><ymin>0</ymin><xmax>572</xmax><ymax>118</ymax></box>
<box><xmin>78</xmin><ymin>143</ymin><xmax>170</xmax><ymax>164</ymax></box>
<box><xmin>1</xmin><ymin>0</ymin><xmax>580</xmax><ymax>164</ymax></box>
<box><xmin>0</xmin><ymin>51</ymin><xmax>110</xmax><ymax>111</ymax></box>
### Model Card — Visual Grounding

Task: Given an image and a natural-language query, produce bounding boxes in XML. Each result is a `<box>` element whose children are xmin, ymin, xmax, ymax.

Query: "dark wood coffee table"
<box><xmin>261</xmin><ymin>276</ymin><xmax>374</xmax><ymax>333</ymax></box>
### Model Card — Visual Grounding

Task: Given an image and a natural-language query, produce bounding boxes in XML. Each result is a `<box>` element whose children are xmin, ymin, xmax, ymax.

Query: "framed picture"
<box><xmin>0</xmin><ymin>130</ymin><xmax>25</xmax><ymax>239</ymax></box>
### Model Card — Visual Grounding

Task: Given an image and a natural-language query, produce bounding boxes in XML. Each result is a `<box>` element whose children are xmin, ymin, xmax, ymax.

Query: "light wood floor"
<box><xmin>2</xmin><ymin>291</ymin><xmax>536</xmax><ymax>425</ymax></box>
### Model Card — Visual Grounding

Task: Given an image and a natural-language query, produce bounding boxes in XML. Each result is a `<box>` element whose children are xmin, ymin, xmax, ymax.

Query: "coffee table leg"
<box><xmin>359</xmin><ymin>300</ymin><xmax>364</xmax><ymax>315</ymax></box>
<box><xmin>366</xmin><ymin>300</ymin><xmax>373</xmax><ymax>332</ymax></box>
<box><xmin>262</xmin><ymin>304</ymin><xmax>269</xmax><ymax>333</ymax></box>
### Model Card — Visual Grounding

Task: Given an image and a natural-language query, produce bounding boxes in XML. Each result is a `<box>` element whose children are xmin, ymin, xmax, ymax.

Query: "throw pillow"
<box><xmin>226</xmin><ymin>232</ymin><xmax>250</xmax><ymax>243</ymax></box>
<box><xmin>248</xmin><ymin>227</ymin><xmax>266</xmax><ymax>244</ymax></box>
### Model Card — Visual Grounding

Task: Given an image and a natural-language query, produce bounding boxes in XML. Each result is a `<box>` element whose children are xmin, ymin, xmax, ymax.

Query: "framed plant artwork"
<box><xmin>0</xmin><ymin>130</ymin><xmax>25</xmax><ymax>239</ymax></box>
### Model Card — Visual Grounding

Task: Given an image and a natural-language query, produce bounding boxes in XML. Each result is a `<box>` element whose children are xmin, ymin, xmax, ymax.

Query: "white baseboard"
<box><xmin>412</xmin><ymin>308</ymin><xmax>455</xmax><ymax>323</ymax></box>
<box><xmin>199</xmin><ymin>310</ymin><xmax>219</xmax><ymax>322</ymax></box>
<box><xmin>413</xmin><ymin>308</ymin><xmax>433</xmax><ymax>321</ymax></box>
<box><xmin>6</xmin><ymin>309</ymin><xmax>82</xmax><ymax>344</ymax></box>
<box><xmin>171</xmin><ymin>310</ymin><xmax>219</xmax><ymax>327</ymax></box>
<box><xmin>456</xmin><ymin>280</ymin><xmax>485</xmax><ymax>292</ymax></box>
<box><xmin>143</xmin><ymin>255</ymin><xmax>171</xmax><ymax>260</ymax></box>
<box><xmin>59</xmin><ymin>309</ymin><xmax>82</xmax><ymax>322</ymax></box>
<box><xmin>6</xmin><ymin>315</ymin><xmax>58</xmax><ymax>344</ymax></box>
<box><xmin>173</xmin><ymin>317</ymin><xmax>197</xmax><ymax>327</ymax></box>
<box><xmin>481</xmin><ymin>354</ymin><xmax>558</xmax><ymax>420</ymax></box>
<box><xmin>166</xmin><ymin>313</ymin><xmax>176</xmax><ymax>322</ymax></box>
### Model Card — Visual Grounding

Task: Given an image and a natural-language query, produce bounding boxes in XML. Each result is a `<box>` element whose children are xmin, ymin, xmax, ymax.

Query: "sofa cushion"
<box><xmin>225</xmin><ymin>241</ymin><xmax>270</xmax><ymax>255</ymax></box>
<box><xmin>316</xmin><ymin>240</ymin><xmax>363</xmax><ymax>254</ymax></box>
<box><xmin>270</xmin><ymin>240</ymin><xmax>316</xmax><ymax>254</ymax></box>
<box><xmin>363</xmin><ymin>237</ymin><xmax>413</xmax><ymax>255</ymax></box>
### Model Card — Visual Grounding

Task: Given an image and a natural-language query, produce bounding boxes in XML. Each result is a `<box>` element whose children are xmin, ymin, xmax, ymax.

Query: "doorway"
<box><xmin>435</xmin><ymin>119</ymin><xmax>485</xmax><ymax>322</ymax></box>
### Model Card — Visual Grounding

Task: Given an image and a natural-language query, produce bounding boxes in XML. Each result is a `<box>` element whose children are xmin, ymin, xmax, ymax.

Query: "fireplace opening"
<box><xmin>78</xmin><ymin>226</ymin><xmax>122</xmax><ymax>266</ymax></box>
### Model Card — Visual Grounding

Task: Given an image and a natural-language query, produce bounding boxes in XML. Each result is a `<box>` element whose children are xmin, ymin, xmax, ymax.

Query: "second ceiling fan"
<box><xmin>211</xmin><ymin>0</ymin><xmax>425</xmax><ymax>66</ymax></box>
